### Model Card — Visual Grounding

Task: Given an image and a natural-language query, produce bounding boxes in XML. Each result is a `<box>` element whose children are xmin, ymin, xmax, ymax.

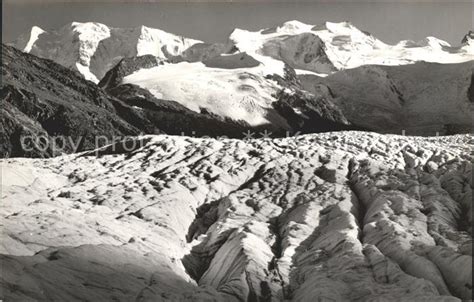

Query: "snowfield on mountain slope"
<box><xmin>122</xmin><ymin>60</ymin><xmax>288</xmax><ymax>126</ymax></box>
<box><xmin>231</xmin><ymin>20</ymin><xmax>474</xmax><ymax>75</ymax></box>
<box><xmin>1</xmin><ymin>131</ymin><xmax>472</xmax><ymax>301</ymax></box>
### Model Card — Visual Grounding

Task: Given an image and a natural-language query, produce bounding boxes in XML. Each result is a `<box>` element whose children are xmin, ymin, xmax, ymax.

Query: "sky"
<box><xmin>2</xmin><ymin>0</ymin><xmax>473</xmax><ymax>46</ymax></box>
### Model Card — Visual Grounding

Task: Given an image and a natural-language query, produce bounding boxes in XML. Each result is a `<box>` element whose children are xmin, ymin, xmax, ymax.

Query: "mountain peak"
<box><xmin>12</xmin><ymin>25</ymin><xmax>46</xmax><ymax>52</ymax></box>
<box><xmin>65</xmin><ymin>21</ymin><xmax>110</xmax><ymax>36</ymax></box>
<box><xmin>60</xmin><ymin>21</ymin><xmax>108</xmax><ymax>31</ymax></box>
<box><xmin>417</xmin><ymin>36</ymin><xmax>451</xmax><ymax>48</ymax></box>
<box><xmin>325</xmin><ymin>21</ymin><xmax>353</xmax><ymax>28</ymax></box>
<box><xmin>12</xmin><ymin>22</ymin><xmax>201</xmax><ymax>83</ymax></box>
<box><xmin>139</xmin><ymin>25</ymin><xmax>153</xmax><ymax>33</ymax></box>
<box><xmin>278</xmin><ymin>20</ymin><xmax>313</xmax><ymax>32</ymax></box>
<box><xmin>31</xmin><ymin>25</ymin><xmax>45</xmax><ymax>34</ymax></box>
<box><xmin>323</xmin><ymin>21</ymin><xmax>366</xmax><ymax>36</ymax></box>
<box><xmin>27</xmin><ymin>26</ymin><xmax>46</xmax><ymax>51</ymax></box>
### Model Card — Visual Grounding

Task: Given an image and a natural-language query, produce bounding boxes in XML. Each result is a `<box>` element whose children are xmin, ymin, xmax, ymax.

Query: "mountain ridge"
<box><xmin>12</xmin><ymin>22</ymin><xmax>201</xmax><ymax>82</ymax></box>
<box><xmin>12</xmin><ymin>20</ymin><xmax>474</xmax><ymax>82</ymax></box>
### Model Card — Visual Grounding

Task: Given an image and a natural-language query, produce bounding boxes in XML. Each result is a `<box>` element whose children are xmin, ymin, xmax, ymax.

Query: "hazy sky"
<box><xmin>2</xmin><ymin>1</ymin><xmax>473</xmax><ymax>46</ymax></box>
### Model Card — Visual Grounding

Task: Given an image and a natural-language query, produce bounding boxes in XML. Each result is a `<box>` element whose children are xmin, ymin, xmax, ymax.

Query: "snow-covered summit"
<box><xmin>13</xmin><ymin>25</ymin><xmax>46</xmax><ymax>53</ymax></box>
<box><xmin>12</xmin><ymin>22</ymin><xmax>201</xmax><ymax>82</ymax></box>
<box><xmin>273</xmin><ymin>20</ymin><xmax>315</xmax><ymax>33</ymax></box>
<box><xmin>228</xmin><ymin>20</ymin><xmax>473</xmax><ymax>75</ymax></box>
<box><xmin>12</xmin><ymin>20</ymin><xmax>474</xmax><ymax>82</ymax></box>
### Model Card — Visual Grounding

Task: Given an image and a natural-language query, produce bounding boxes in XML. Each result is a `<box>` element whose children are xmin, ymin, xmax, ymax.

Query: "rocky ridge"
<box><xmin>299</xmin><ymin>61</ymin><xmax>474</xmax><ymax>135</ymax></box>
<box><xmin>1</xmin><ymin>43</ymin><xmax>145</xmax><ymax>158</ymax></box>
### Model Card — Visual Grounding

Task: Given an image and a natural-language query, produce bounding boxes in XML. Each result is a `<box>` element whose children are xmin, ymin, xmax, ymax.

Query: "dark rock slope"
<box><xmin>299</xmin><ymin>61</ymin><xmax>474</xmax><ymax>135</ymax></box>
<box><xmin>98</xmin><ymin>55</ymin><xmax>163</xmax><ymax>90</ymax></box>
<box><xmin>268</xmin><ymin>65</ymin><xmax>356</xmax><ymax>133</ymax></box>
<box><xmin>1</xmin><ymin>43</ymin><xmax>145</xmax><ymax>157</ymax></box>
<box><xmin>468</xmin><ymin>72</ymin><xmax>474</xmax><ymax>103</ymax></box>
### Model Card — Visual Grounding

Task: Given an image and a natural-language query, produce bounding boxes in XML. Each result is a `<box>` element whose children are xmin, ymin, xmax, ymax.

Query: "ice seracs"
<box><xmin>1</xmin><ymin>132</ymin><xmax>471</xmax><ymax>300</ymax></box>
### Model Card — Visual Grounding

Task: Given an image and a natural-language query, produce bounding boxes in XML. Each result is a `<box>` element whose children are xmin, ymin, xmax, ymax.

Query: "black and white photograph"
<box><xmin>1</xmin><ymin>0</ymin><xmax>473</xmax><ymax>300</ymax></box>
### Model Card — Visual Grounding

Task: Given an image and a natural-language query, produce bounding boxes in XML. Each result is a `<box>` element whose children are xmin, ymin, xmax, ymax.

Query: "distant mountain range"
<box><xmin>12</xmin><ymin>21</ymin><xmax>474</xmax><ymax>82</ymax></box>
<box><xmin>2</xmin><ymin>20</ymin><xmax>473</xmax><ymax>157</ymax></box>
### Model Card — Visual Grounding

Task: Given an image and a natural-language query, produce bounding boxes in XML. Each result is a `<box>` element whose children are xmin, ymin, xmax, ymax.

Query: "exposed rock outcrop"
<box><xmin>462</xmin><ymin>30</ymin><xmax>474</xmax><ymax>44</ymax></box>
<box><xmin>299</xmin><ymin>61</ymin><xmax>474</xmax><ymax>135</ymax></box>
<box><xmin>99</xmin><ymin>55</ymin><xmax>164</xmax><ymax>89</ymax></box>
<box><xmin>1</xmin><ymin>44</ymin><xmax>145</xmax><ymax>157</ymax></box>
<box><xmin>261</xmin><ymin>32</ymin><xmax>337</xmax><ymax>74</ymax></box>
<box><xmin>468</xmin><ymin>72</ymin><xmax>474</xmax><ymax>103</ymax></box>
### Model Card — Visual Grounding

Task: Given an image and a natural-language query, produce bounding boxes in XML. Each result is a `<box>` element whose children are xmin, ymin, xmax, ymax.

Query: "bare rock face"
<box><xmin>261</xmin><ymin>32</ymin><xmax>337</xmax><ymax>74</ymax></box>
<box><xmin>1</xmin><ymin>43</ymin><xmax>146</xmax><ymax>158</ymax></box>
<box><xmin>468</xmin><ymin>72</ymin><xmax>474</xmax><ymax>103</ymax></box>
<box><xmin>299</xmin><ymin>61</ymin><xmax>474</xmax><ymax>135</ymax></box>
<box><xmin>99</xmin><ymin>55</ymin><xmax>164</xmax><ymax>89</ymax></box>
<box><xmin>1</xmin><ymin>131</ymin><xmax>471</xmax><ymax>301</ymax></box>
